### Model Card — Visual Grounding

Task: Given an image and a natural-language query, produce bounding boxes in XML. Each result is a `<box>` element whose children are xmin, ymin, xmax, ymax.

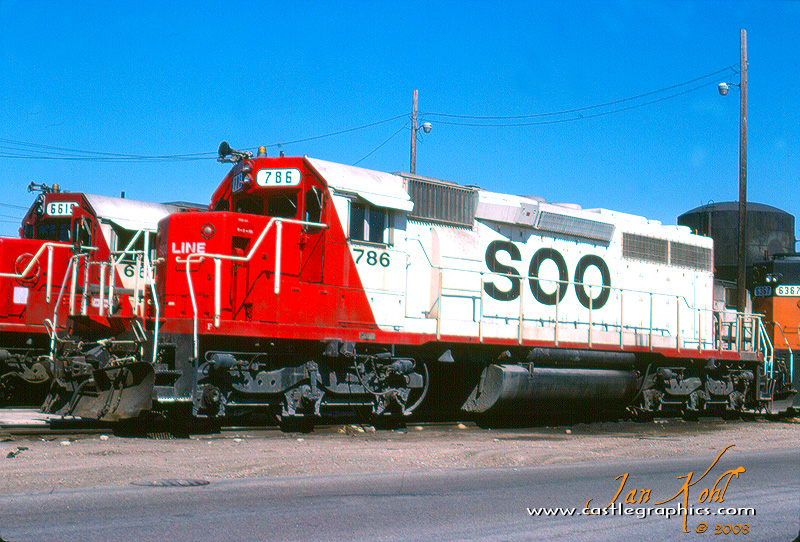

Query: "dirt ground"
<box><xmin>1</xmin><ymin>415</ymin><xmax>798</xmax><ymax>495</ymax></box>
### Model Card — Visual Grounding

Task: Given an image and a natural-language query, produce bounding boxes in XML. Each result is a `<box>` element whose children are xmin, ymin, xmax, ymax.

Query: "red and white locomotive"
<box><xmin>51</xmin><ymin>143</ymin><xmax>793</xmax><ymax>423</ymax></box>
<box><xmin>0</xmin><ymin>183</ymin><xmax>197</xmax><ymax>408</ymax></box>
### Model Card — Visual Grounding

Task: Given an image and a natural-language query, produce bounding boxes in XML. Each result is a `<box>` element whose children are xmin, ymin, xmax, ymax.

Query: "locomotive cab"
<box><xmin>150</xmin><ymin>146</ymin><xmax>428</xmax><ymax>422</ymax></box>
<box><xmin>752</xmin><ymin>254</ymin><xmax>799</xmax><ymax>408</ymax></box>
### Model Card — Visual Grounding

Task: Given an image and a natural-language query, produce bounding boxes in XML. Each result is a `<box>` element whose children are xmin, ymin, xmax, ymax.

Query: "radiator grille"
<box><xmin>405</xmin><ymin>178</ymin><xmax>478</xmax><ymax>227</ymax></box>
<box><xmin>623</xmin><ymin>233</ymin><xmax>668</xmax><ymax>264</ymax></box>
<box><xmin>537</xmin><ymin>211</ymin><xmax>615</xmax><ymax>242</ymax></box>
<box><xmin>671</xmin><ymin>242</ymin><xmax>713</xmax><ymax>271</ymax></box>
<box><xmin>623</xmin><ymin>233</ymin><xmax>711</xmax><ymax>271</ymax></box>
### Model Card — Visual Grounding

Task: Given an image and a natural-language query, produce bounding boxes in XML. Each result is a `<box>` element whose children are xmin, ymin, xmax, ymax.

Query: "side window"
<box><xmin>349</xmin><ymin>203</ymin><xmax>366</xmax><ymax>240</ymax></box>
<box><xmin>368</xmin><ymin>207</ymin><xmax>386</xmax><ymax>244</ymax></box>
<box><xmin>72</xmin><ymin>217</ymin><xmax>93</xmax><ymax>249</ymax></box>
<box><xmin>305</xmin><ymin>188</ymin><xmax>323</xmax><ymax>223</ymax></box>
<box><xmin>349</xmin><ymin>201</ymin><xmax>389</xmax><ymax>244</ymax></box>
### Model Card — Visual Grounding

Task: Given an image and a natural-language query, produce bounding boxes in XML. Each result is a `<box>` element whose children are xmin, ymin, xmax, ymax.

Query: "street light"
<box><xmin>719</xmin><ymin>29</ymin><xmax>748</xmax><ymax>314</ymax></box>
<box><xmin>409</xmin><ymin>89</ymin><xmax>432</xmax><ymax>174</ymax></box>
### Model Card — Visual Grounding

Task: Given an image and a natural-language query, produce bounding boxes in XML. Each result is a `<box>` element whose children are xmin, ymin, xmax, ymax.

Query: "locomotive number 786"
<box><xmin>353</xmin><ymin>248</ymin><xmax>390</xmax><ymax>267</ymax></box>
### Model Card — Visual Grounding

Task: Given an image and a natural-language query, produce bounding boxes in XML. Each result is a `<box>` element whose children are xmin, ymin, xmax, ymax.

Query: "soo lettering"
<box><xmin>483</xmin><ymin>240</ymin><xmax>611</xmax><ymax>309</ymax></box>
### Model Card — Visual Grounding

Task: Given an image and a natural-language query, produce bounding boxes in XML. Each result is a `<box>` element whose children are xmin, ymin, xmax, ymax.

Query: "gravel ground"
<box><xmin>1</xmin><ymin>416</ymin><xmax>798</xmax><ymax>495</ymax></box>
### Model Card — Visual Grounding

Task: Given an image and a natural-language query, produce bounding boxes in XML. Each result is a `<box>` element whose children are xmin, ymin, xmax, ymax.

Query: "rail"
<box><xmin>177</xmin><ymin>216</ymin><xmax>328</xmax><ymax>359</ymax></box>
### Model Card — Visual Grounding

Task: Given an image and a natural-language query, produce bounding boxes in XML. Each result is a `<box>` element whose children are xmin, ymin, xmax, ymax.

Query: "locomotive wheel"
<box><xmin>680</xmin><ymin>390</ymin><xmax>703</xmax><ymax>421</ymax></box>
<box><xmin>0</xmin><ymin>371</ymin><xmax>52</xmax><ymax>407</ymax></box>
<box><xmin>0</xmin><ymin>373</ymin><xmax>14</xmax><ymax>406</ymax></box>
<box><xmin>274</xmin><ymin>410</ymin><xmax>315</xmax><ymax>433</ymax></box>
<box><xmin>279</xmin><ymin>418</ymin><xmax>314</xmax><ymax>433</ymax></box>
<box><xmin>359</xmin><ymin>359</ymin><xmax>430</xmax><ymax>418</ymax></box>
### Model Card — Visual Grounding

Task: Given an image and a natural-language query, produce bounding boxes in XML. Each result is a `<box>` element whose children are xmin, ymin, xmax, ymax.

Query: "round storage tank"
<box><xmin>678</xmin><ymin>202</ymin><xmax>795</xmax><ymax>282</ymax></box>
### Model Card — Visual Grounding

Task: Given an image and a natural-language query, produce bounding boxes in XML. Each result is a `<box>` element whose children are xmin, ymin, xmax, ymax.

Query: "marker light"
<box><xmin>201</xmin><ymin>224</ymin><xmax>215</xmax><ymax>239</ymax></box>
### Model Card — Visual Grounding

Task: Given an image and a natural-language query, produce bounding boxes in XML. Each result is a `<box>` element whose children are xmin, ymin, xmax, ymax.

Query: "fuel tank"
<box><xmin>462</xmin><ymin>364</ymin><xmax>639</xmax><ymax>413</ymax></box>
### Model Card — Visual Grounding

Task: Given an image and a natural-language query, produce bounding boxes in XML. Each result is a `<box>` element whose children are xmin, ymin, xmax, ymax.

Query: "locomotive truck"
<box><xmin>0</xmin><ymin>182</ymin><xmax>199</xmax><ymax>408</ymax></box>
<box><xmin>48</xmin><ymin>143</ymin><xmax>794</xmax><ymax>424</ymax></box>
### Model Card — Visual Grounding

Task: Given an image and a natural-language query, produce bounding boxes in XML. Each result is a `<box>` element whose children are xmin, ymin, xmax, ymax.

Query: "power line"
<box><xmin>0</xmin><ymin>202</ymin><xmax>29</xmax><ymax>210</ymax></box>
<box><xmin>0</xmin><ymin>66</ymin><xmax>739</xmax><ymax>162</ymax></box>
<box><xmin>266</xmin><ymin>113</ymin><xmax>409</xmax><ymax>149</ymax></box>
<box><xmin>0</xmin><ymin>137</ymin><xmax>216</xmax><ymax>161</ymax></box>
<box><xmin>0</xmin><ymin>114</ymin><xmax>410</xmax><ymax>162</ymax></box>
<box><xmin>431</xmin><ymin>79</ymin><xmax>723</xmax><ymax>127</ymax></box>
<box><xmin>422</xmin><ymin>65</ymin><xmax>738</xmax><ymax>127</ymax></box>
<box><xmin>353</xmin><ymin>121</ymin><xmax>410</xmax><ymax>166</ymax></box>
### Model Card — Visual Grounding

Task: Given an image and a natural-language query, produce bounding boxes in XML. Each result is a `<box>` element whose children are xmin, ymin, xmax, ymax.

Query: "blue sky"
<box><xmin>1</xmin><ymin>1</ymin><xmax>798</xmax><ymax>240</ymax></box>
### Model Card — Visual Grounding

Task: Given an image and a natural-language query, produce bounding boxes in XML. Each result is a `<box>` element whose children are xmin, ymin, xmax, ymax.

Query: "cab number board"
<box><xmin>775</xmin><ymin>285</ymin><xmax>800</xmax><ymax>296</ymax></box>
<box><xmin>256</xmin><ymin>168</ymin><xmax>301</xmax><ymax>187</ymax></box>
<box><xmin>46</xmin><ymin>201</ymin><xmax>78</xmax><ymax>217</ymax></box>
<box><xmin>753</xmin><ymin>285</ymin><xmax>772</xmax><ymax>297</ymax></box>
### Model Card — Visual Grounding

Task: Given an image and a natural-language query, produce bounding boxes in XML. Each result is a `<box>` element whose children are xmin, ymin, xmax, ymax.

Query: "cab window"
<box><xmin>235</xmin><ymin>197</ymin><xmax>264</xmax><ymax>215</ymax></box>
<box><xmin>267</xmin><ymin>194</ymin><xmax>298</xmax><ymax>218</ymax></box>
<box><xmin>37</xmin><ymin>221</ymin><xmax>71</xmax><ymax>242</ymax></box>
<box><xmin>724</xmin><ymin>287</ymin><xmax>738</xmax><ymax>310</ymax></box>
<box><xmin>115</xmin><ymin>227</ymin><xmax>153</xmax><ymax>253</ymax></box>
<box><xmin>368</xmin><ymin>207</ymin><xmax>386</xmax><ymax>244</ymax></box>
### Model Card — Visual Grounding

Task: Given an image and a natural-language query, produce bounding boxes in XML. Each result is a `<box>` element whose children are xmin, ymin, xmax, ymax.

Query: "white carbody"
<box><xmin>313</xmin><ymin>159</ymin><xmax>715</xmax><ymax>351</ymax></box>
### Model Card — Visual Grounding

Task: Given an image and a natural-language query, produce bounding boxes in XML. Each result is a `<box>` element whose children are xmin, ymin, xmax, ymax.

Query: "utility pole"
<box><xmin>737</xmin><ymin>29</ymin><xmax>748</xmax><ymax>314</ymax></box>
<box><xmin>410</xmin><ymin>89</ymin><xmax>418</xmax><ymax>174</ymax></box>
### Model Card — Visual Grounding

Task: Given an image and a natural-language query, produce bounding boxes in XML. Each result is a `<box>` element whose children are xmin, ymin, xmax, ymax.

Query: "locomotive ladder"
<box><xmin>755</xmin><ymin>317</ymin><xmax>778</xmax><ymax>407</ymax></box>
<box><xmin>769</xmin><ymin>321</ymin><xmax>794</xmax><ymax>389</ymax></box>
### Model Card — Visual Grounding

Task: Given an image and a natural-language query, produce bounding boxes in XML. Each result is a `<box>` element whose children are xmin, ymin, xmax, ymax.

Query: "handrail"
<box><xmin>0</xmin><ymin>241</ymin><xmax>73</xmax><ymax>303</ymax></box>
<box><xmin>177</xmin><ymin>216</ymin><xmax>328</xmax><ymax>359</ymax></box>
<box><xmin>89</xmin><ymin>238</ymin><xmax>160</xmax><ymax>362</ymax></box>
<box><xmin>48</xmin><ymin>255</ymin><xmax>81</xmax><ymax>358</ymax></box>
<box><xmin>33</xmin><ymin>229</ymin><xmax>160</xmax><ymax>364</ymax></box>
<box><xmin>433</xmin><ymin>266</ymin><xmax>762</xmax><ymax>355</ymax></box>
